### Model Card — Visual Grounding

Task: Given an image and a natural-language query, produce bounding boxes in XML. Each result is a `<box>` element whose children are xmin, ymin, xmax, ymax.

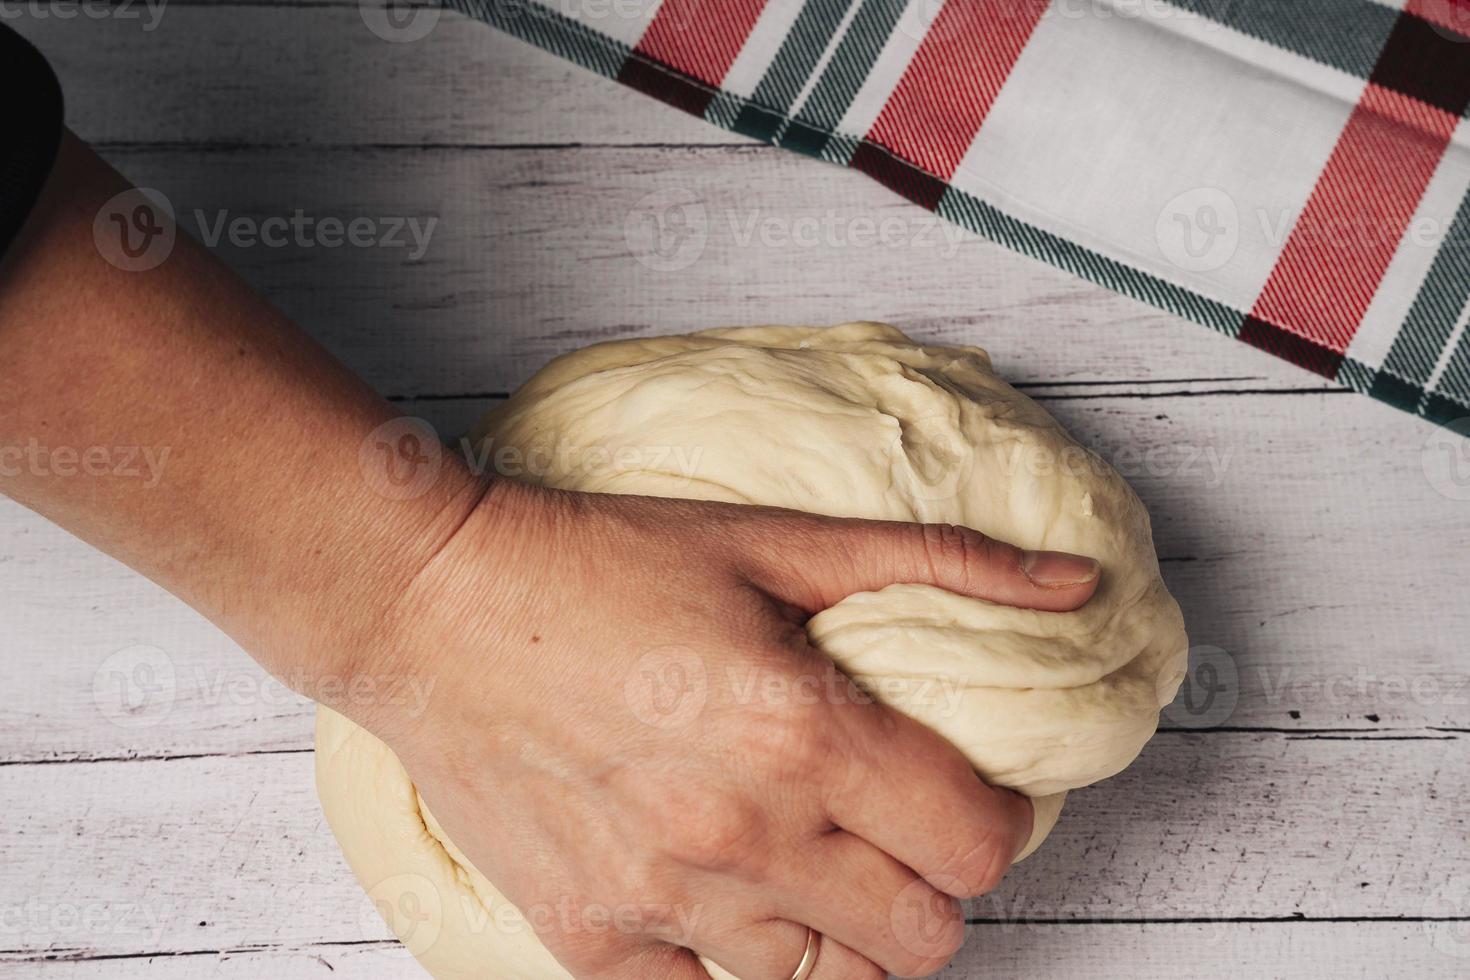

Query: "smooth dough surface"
<box><xmin>316</xmin><ymin>322</ymin><xmax>1188</xmax><ymax>979</ymax></box>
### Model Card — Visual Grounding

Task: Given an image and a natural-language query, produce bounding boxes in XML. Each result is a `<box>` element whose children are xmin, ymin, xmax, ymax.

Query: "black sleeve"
<box><xmin>0</xmin><ymin>25</ymin><xmax>64</xmax><ymax>264</ymax></box>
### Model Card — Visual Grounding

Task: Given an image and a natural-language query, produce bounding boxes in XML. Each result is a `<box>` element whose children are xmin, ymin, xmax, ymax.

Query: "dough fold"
<box><xmin>316</xmin><ymin>322</ymin><xmax>1188</xmax><ymax>979</ymax></box>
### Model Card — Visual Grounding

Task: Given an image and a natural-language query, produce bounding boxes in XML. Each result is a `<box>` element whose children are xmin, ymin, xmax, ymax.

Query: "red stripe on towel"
<box><xmin>1246</xmin><ymin>84</ymin><xmax>1459</xmax><ymax>364</ymax></box>
<box><xmin>633</xmin><ymin>0</ymin><xmax>769</xmax><ymax>87</ymax></box>
<box><xmin>863</xmin><ymin>0</ymin><xmax>1049</xmax><ymax>182</ymax></box>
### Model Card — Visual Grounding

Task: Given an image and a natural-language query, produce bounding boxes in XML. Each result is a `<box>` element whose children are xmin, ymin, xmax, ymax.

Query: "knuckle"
<box><xmin>749</xmin><ymin>518</ymin><xmax>838</xmax><ymax>598</ymax></box>
<box><xmin>917</xmin><ymin>523</ymin><xmax>990</xmax><ymax>583</ymax></box>
<box><xmin>740</xmin><ymin>702</ymin><xmax>837</xmax><ymax>778</ymax></box>
<box><xmin>887</xmin><ymin>883</ymin><xmax>965</xmax><ymax>976</ymax></box>
<box><xmin>946</xmin><ymin>828</ymin><xmax>1014</xmax><ymax>897</ymax></box>
<box><xmin>658</xmin><ymin>790</ymin><xmax>764</xmax><ymax>872</ymax></box>
<box><xmin>602</xmin><ymin>851</ymin><xmax>663</xmax><ymax>906</ymax></box>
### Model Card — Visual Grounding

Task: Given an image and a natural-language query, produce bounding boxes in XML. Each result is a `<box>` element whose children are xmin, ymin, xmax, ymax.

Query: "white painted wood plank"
<box><xmin>0</xmin><ymin>944</ymin><xmax>408</xmax><ymax>980</ymax></box>
<box><xmin>90</xmin><ymin>145</ymin><xmax>1320</xmax><ymax>397</ymax></box>
<box><xmin>953</xmin><ymin>921</ymin><xmax>1470</xmax><ymax>980</ymax></box>
<box><xmin>14</xmin><ymin>8</ymin><xmax>734</xmax><ymax>148</ymax></box>
<box><xmin>0</xmin><ymin>734</ymin><xmax>1464</xmax><ymax>962</ymax></box>
<box><xmin>4</xmin><ymin>390</ymin><xmax>1467</xmax><ymax>764</ymax></box>
<box><xmin>5</xmin><ymin>922</ymin><xmax>1469</xmax><ymax>979</ymax></box>
<box><xmin>0</xmin><ymin>520</ymin><xmax>314</xmax><ymax>762</ymax></box>
<box><xmin>0</xmin><ymin>751</ymin><xmax>370</xmax><ymax>957</ymax></box>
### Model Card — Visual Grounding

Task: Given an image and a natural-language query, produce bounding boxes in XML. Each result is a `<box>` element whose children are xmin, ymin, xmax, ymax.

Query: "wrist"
<box><xmin>335</xmin><ymin>475</ymin><xmax>560</xmax><ymax>749</ymax></box>
<box><xmin>251</xmin><ymin>423</ymin><xmax>493</xmax><ymax>729</ymax></box>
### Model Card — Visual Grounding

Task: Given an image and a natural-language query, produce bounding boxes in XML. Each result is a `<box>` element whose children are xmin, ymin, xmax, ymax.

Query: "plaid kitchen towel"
<box><xmin>448</xmin><ymin>0</ymin><xmax>1470</xmax><ymax>430</ymax></box>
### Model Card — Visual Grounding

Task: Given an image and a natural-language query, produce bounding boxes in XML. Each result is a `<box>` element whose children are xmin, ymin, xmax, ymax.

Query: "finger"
<box><xmin>696</xmin><ymin>918</ymin><xmax>885</xmax><ymax>980</ymax></box>
<box><xmin>744</xmin><ymin>513</ymin><xmax>1100</xmax><ymax>614</ymax></box>
<box><xmin>581</xmin><ymin>941</ymin><xmax>713</xmax><ymax>980</ymax></box>
<box><xmin>766</xmin><ymin>829</ymin><xmax>966</xmax><ymax>978</ymax></box>
<box><xmin>827</xmin><ymin>703</ymin><xmax>1033</xmax><ymax>898</ymax></box>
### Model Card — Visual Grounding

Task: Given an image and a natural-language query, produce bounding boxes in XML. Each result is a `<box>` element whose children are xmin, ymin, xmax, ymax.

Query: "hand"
<box><xmin>362</xmin><ymin>479</ymin><xmax>1101</xmax><ymax>980</ymax></box>
<box><xmin>0</xmin><ymin>134</ymin><xmax>1082</xmax><ymax>980</ymax></box>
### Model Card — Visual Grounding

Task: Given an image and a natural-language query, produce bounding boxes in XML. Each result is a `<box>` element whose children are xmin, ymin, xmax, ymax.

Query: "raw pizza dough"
<box><xmin>316</xmin><ymin>322</ymin><xmax>1188</xmax><ymax>979</ymax></box>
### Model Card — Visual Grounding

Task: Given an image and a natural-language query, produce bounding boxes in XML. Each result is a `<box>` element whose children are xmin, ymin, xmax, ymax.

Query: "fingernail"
<box><xmin>1005</xmin><ymin>789</ymin><xmax>1035</xmax><ymax>862</ymax></box>
<box><xmin>1021</xmin><ymin>549</ymin><xmax>1100</xmax><ymax>588</ymax></box>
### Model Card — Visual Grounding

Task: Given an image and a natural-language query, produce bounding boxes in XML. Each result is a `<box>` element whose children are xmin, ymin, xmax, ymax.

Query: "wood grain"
<box><xmin>6</xmin><ymin>922</ymin><xmax>1469</xmax><ymax>978</ymax></box>
<box><xmin>15</xmin><ymin>8</ymin><xmax>733</xmax><ymax>148</ymax></box>
<box><xmin>84</xmin><ymin>144</ymin><xmax>1326</xmax><ymax>397</ymax></box>
<box><xmin>0</xmin><ymin>736</ymin><xmax>1466</xmax><ymax>960</ymax></box>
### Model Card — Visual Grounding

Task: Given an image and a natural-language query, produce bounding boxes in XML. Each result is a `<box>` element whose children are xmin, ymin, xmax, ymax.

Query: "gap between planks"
<box><xmin>381</xmin><ymin>382</ymin><xmax>1345</xmax><ymax>403</ymax></box>
<box><xmin>4</xmin><ymin>726</ymin><xmax>1463</xmax><ymax>769</ymax></box>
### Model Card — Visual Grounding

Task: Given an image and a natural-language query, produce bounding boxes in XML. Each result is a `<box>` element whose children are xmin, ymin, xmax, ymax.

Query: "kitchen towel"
<box><xmin>450</xmin><ymin>0</ymin><xmax>1470</xmax><ymax>431</ymax></box>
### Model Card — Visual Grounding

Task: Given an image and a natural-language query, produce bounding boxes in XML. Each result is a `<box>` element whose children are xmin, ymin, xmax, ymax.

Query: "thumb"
<box><xmin>751</xmin><ymin>515</ymin><xmax>1101</xmax><ymax>614</ymax></box>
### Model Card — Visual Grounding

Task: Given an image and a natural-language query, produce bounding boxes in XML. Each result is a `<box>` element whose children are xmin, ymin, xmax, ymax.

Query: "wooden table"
<box><xmin>4</xmin><ymin>4</ymin><xmax>1468</xmax><ymax>977</ymax></box>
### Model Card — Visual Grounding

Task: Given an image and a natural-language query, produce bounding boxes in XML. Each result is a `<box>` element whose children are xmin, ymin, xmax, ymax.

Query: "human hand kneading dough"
<box><xmin>370</xmin><ymin>479</ymin><xmax>1100</xmax><ymax>980</ymax></box>
<box><xmin>1</xmin><ymin>138</ymin><xmax>1113</xmax><ymax>979</ymax></box>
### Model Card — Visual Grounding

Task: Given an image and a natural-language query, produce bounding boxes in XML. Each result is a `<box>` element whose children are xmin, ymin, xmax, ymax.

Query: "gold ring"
<box><xmin>789</xmin><ymin>928</ymin><xmax>820</xmax><ymax>980</ymax></box>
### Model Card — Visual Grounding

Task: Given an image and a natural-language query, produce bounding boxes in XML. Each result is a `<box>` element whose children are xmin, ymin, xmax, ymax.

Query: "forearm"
<box><xmin>0</xmin><ymin>133</ymin><xmax>484</xmax><ymax>696</ymax></box>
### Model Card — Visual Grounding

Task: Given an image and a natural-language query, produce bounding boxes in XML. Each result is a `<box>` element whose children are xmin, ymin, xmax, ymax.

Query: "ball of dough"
<box><xmin>316</xmin><ymin>322</ymin><xmax>1187</xmax><ymax>979</ymax></box>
